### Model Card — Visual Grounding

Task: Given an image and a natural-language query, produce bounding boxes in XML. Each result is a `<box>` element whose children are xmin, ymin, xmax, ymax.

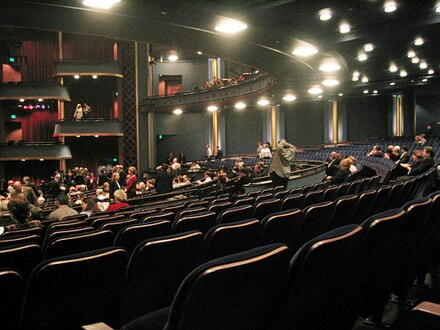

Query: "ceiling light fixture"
<box><xmin>19</xmin><ymin>98</ymin><xmax>25</xmax><ymax>102</ymax></box>
<box><xmin>292</xmin><ymin>45</ymin><xmax>318</xmax><ymax>57</ymax></box>
<box><xmin>411</xmin><ymin>57</ymin><xmax>420</xmax><ymax>64</ymax></box>
<box><xmin>257</xmin><ymin>99</ymin><xmax>270</xmax><ymax>106</ymax></box>
<box><xmin>364</xmin><ymin>43</ymin><xmax>374</xmax><ymax>52</ymax></box>
<box><xmin>419</xmin><ymin>61</ymin><xmax>428</xmax><ymax>69</ymax></box>
<box><xmin>168</xmin><ymin>55</ymin><xmax>178</xmax><ymax>62</ymax></box>
<box><xmin>319</xmin><ymin>62</ymin><xmax>341</xmax><ymax>72</ymax></box>
<box><xmin>83</xmin><ymin>0</ymin><xmax>120</xmax><ymax>9</ymax></box>
<box><xmin>92</xmin><ymin>75</ymin><xmax>98</xmax><ymax>79</ymax></box>
<box><xmin>414</xmin><ymin>37</ymin><xmax>424</xmax><ymax>46</ymax></box>
<box><xmin>428</xmin><ymin>69</ymin><xmax>434</xmax><ymax>74</ymax></box>
<box><xmin>407</xmin><ymin>50</ymin><xmax>416</xmax><ymax>58</ymax></box>
<box><xmin>352</xmin><ymin>76</ymin><xmax>359</xmax><ymax>81</ymax></box>
<box><xmin>389</xmin><ymin>63</ymin><xmax>398</xmax><ymax>72</ymax></box>
<box><xmin>282</xmin><ymin>94</ymin><xmax>297</xmax><ymax>102</ymax></box>
<box><xmin>308</xmin><ymin>86</ymin><xmax>323</xmax><ymax>95</ymax></box>
<box><xmin>384</xmin><ymin>1</ymin><xmax>397</xmax><ymax>13</ymax></box>
<box><xmin>38</xmin><ymin>98</ymin><xmax>43</xmax><ymax>102</ymax></box>
<box><xmin>353</xmin><ymin>70</ymin><xmax>360</xmax><ymax>77</ymax></box>
<box><xmin>339</xmin><ymin>93</ymin><xmax>344</xmax><ymax>96</ymax></box>
<box><xmin>318</xmin><ymin>95</ymin><xmax>323</xmax><ymax>99</ymax></box>
<box><xmin>339</xmin><ymin>23</ymin><xmax>350</xmax><ymax>34</ymax></box>
<box><xmin>436</xmin><ymin>3</ymin><xmax>440</xmax><ymax>13</ymax></box>
<box><xmin>215</xmin><ymin>17</ymin><xmax>247</xmax><ymax>34</ymax></box>
<box><xmin>173</xmin><ymin>108</ymin><xmax>183</xmax><ymax>115</ymax></box>
<box><xmin>207</xmin><ymin>105</ymin><xmax>218</xmax><ymax>111</ymax></box>
<box><xmin>322</xmin><ymin>79</ymin><xmax>340</xmax><ymax>87</ymax></box>
<box><xmin>319</xmin><ymin>9</ymin><xmax>332</xmax><ymax>21</ymax></box>
<box><xmin>422</xmin><ymin>78</ymin><xmax>428</xmax><ymax>82</ymax></box>
<box><xmin>361</xmin><ymin>76</ymin><xmax>369</xmax><ymax>83</ymax></box>
<box><xmin>363</xmin><ymin>90</ymin><xmax>369</xmax><ymax>94</ymax></box>
<box><xmin>390</xmin><ymin>82</ymin><xmax>396</xmax><ymax>85</ymax></box>
<box><xmin>235</xmin><ymin>102</ymin><xmax>247</xmax><ymax>109</ymax></box>
<box><xmin>197</xmin><ymin>51</ymin><xmax>203</xmax><ymax>55</ymax></box>
<box><xmin>74</xmin><ymin>74</ymin><xmax>80</xmax><ymax>79</ymax></box>
<box><xmin>373</xmin><ymin>90</ymin><xmax>378</xmax><ymax>94</ymax></box>
<box><xmin>358</xmin><ymin>52</ymin><xmax>368</xmax><ymax>61</ymax></box>
<box><xmin>400</xmin><ymin>70</ymin><xmax>407</xmax><ymax>77</ymax></box>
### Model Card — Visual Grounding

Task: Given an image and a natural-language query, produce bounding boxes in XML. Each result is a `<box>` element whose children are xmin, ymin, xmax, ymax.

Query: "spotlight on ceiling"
<box><xmin>389</xmin><ymin>63</ymin><xmax>398</xmax><ymax>72</ymax></box>
<box><xmin>74</xmin><ymin>74</ymin><xmax>80</xmax><ymax>79</ymax></box>
<box><xmin>422</xmin><ymin>78</ymin><xmax>428</xmax><ymax>82</ymax></box>
<box><xmin>338</xmin><ymin>93</ymin><xmax>344</xmax><ymax>97</ymax></box>
<box><xmin>352</xmin><ymin>76</ymin><xmax>359</xmax><ymax>81</ymax></box>
<box><xmin>384</xmin><ymin>1</ymin><xmax>397</xmax><ymax>13</ymax></box>
<box><xmin>38</xmin><ymin>98</ymin><xmax>43</xmax><ymax>102</ymax></box>
<box><xmin>358</xmin><ymin>52</ymin><xmax>368</xmax><ymax>62</ymax></box>
<box><xmin>390</xmin><ymin>82</ymin><xmax>396</xmax><ymax>85</ymax></box>
<box><xmin>373</xmin><ymin>90</ymin><xmax>378</xmax><ymax>94</ymax></box>
<box><xmin>292</xmin><ymin>45</ymin><xmax>318</xmax><ymax>57</ymax></box>
<box><xmin>207</xmin><ymin>105</ymin><xmax>218</xmax><ymax>111</ymax></box>
<box><xmin>319</xmin><ymin>8</ymin><xmax>332</xmax><ymax>21</ymax></box>
<box><xmin>308</xmin><ymin>86</ymin><xmax>323</xmax><ymax>95</ymax></box>
<box><xmin>339</xmin><ymin>22</ymin><xmax>350</xmax><ymax>34</ymax></box>
<box><xmin>83</xmin><ymin>0</ymin><xmax>120</xmax><ymax>9</ymax></box>
<box><xmin>407</xmin><ymin>50</ymin><xmax>416</xmax><ymax>58</ymax></box>
<box><xmin>419</xmin><ymin>61</ymin><xmax>428</xmax><ymax>69</ymax></box>
<box><xmin>322</xmin><ymin>79</ymin><xmax>340</xmax><ymax>87</ymax></box>
<box><xmin>234</xmin><ymin>102</ymin><xmax>246</xmax><ymax>109</ymax></box>
<box><xmin>414</xmin><ymin>36</ymin><xmax>424</xmax><ymax>46</ymax></box>
<box><xmin>400</xmin><ymin>70</ymin><xmax>407</xmax><ymax>77</ymax></box>
<box><xmin>173</xmin><ymin>108</ymin><xmax>183</xmax><ymax>115</ymax></box>
<box><xmin>197</xmin><ymin>51</ymin><xmax>203</xmax><ymax>55</ymax></box>
<box><xmin>215</xmin><ymin>17</ymin><xmax>247</xmax><ymax>34</ymax></box>
<box><xmin>428</xmin><ymin>69</ymin><xmax>435</xmax><ymax>74</ymax></box>
<box><xmin>436</xmin><ymin>3</ymin><xmax>440</xmax><ymax>13</ymax></box>
<box><xmin>319</xmin><ymin>61</ymin><xmax>341</xmax><ymax>72</ymax></box>
<box><xmin>361</xmin><ymin>76</ymin><xmax>369</xmax><ymax>83</ymax></box>
<box><xmin>364</xmin><ymin>43</ymin><xmax>374</xmax><ymax>52</ymax></box>
<box><xmin>92</xmin><ymin>75</ymin><xmax>98</xmax><ymax>79</ymax></box>
<box><xmin>363</xmin><ymin>90</ymin><xmax>369</xmax><ymax>94</ymax></box>
<box><xmin>282</xmin><ymin>94</ymin><xmax>297</xmax><ymax>102</ymax></box>
<box><xmin>168</xmin><ymin>54</ymin><xmax>178</xmax><ymax>62</ymax></box>
<box><xmin>353</xmin><ymin>70</ymin><xmax>360</xmax><ymax>77</ymax></box>
<box><xmin>257</xmin><ymin>99</ymin><xmax>270</xmax><ymax>106</ymax></box>
<box><xmin>411</xmin><ymin>57</ymin><xmax>420</xmax><ymax>64</ymax></box>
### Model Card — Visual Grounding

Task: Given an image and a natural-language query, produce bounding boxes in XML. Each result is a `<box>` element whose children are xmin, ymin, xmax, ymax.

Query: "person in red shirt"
<box><xmin>106</xmin><ymin>189</ymin><xmax>130</xmax><ymax>212</ymax></box>
<box><xmin>125</xmin><ymin>166</ymin><xmax>138</xmax><ymax>198</ymax></box>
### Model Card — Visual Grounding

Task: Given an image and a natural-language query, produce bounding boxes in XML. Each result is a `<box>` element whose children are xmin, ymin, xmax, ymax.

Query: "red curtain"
<box><xmin>21</xmin><ymin>111</ymin><xmax>58</xmax><ymax>142</ymax></box>
<box><xmin>63</xmin><ymin>34</ymin><xmax>115</xmax><ymax>60</ymax></box>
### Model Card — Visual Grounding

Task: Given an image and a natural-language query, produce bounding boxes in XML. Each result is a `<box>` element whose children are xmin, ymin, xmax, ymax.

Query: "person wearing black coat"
<box><xmin>155</xmin><ymin>164</ymin><xmax>173</xmax><ymax>194</ymax></box>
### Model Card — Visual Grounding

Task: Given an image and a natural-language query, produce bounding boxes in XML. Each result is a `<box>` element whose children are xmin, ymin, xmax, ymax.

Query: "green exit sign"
<box><xmin>10</xmin><ymin>114</ymin><xmax>17</xmax><ymax>119</ymax></box>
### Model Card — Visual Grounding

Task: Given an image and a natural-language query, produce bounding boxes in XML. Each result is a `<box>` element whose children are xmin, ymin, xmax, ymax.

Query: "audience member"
<box><xmin>367</xmin><ymin>145</ymin><xmax>384</xmax><ymax>157</ymax></box>
<box><xmin>155</xmin><ymin>164</ymin><xmax>173</xmax><ymax>194</ymax></box>
<box><xmin>269</xmin><ymin>139</ymin><xmax>296</xmax><ymax>188</ymax></box>
<box><xmin>326</xmin><ymin>158</ymin><xmax>351</xmax><ymax>184</ymax></box>
<box><xmin>80</xmin><ymin>197</ymin><xmax>100</xmax><ymax>217</ymax></box>
<box><xmin>106</xmin><ymin>189</ymin><xmax>130</xmax><ymax>212</ymax></box>
<box><xmin>125</xmin><ymin>166</ymin><xmax>138</xmax><ymax>198</ymax></box>
<box><xmin>5</xmin><ymin>197</ymin><xmax>41</xmax><ymax>231</ymax></box>
<box><xmin>46</xmin><ymin>194</ymin><xmax>78</xmax><ymax>221</ymax></box>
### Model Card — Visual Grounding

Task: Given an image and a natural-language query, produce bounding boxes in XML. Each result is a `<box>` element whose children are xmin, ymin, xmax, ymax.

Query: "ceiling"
<box><xmin>1</xmin><ymin>0</ymin><xmax>440</xmax><ymax>101</ymax></box>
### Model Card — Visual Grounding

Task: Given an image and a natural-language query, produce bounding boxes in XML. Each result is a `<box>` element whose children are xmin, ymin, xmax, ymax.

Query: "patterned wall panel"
<box><xmin>120</xmin><ymin>41</ymin><xmax>138</xmax><ymax>169</ymax></box>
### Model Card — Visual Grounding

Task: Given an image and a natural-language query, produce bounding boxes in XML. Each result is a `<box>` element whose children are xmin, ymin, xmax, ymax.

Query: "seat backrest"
<box><xmin>274</xmin><ymin>190</ymin><xmax>289</xmax><ymax>199</ymax></box>
<box><xmin>187</xmin><ymin>200</ymin><xmax>210</xmax><ymax>209</ymax></box>
<box><xmin>273</xmin><ymin>225</ymin><xmax>363</xmax><ymax>329</ymax></box>
<box><xmin>0</xmin><ymin>234</ymin><xmax>42</xmax><ymax>248</ymax></box>
<box><xmin>91</xmin><ymin>215</ymin><xmax>126</xmax><ymax>229</ymax></box>
<box><xmin>347</xmin><ymin>180</ymin><xmax>362</xmax><ymax>195</ymax></box>
<box><xmin>0</xmin><ymin>244</ymin><xmax>42</xmax><ymax>282</ymax></box>
<box><xmin>329</xmin><ymin>194</ymin><xmax>359</xmax><ymax>229</ymax></box>
<box><xmin>322</xmin><ymin>186</ymin><xmax>338</xmax><ymax>202</ymax></box>
<box><xmin>43</xmin><ymin>227</ymin><xmax>96</xmax><ymax>249</ymax></box>
<box><xmin>161</xmin><ymin>203</ymin><xmax>186</xmax><ymax>215</ymax></box>
<box><xmin>21</xmin><ymin>247</ymin><xmax>128</xmax><ymax>330</ymax></box>
<box><xmin>129</xmin><ymin>209</ymin><xmax>159</xmax><ymax>220</ymax></box>
<box><xmin>0</xmin><ymin>226</ymin><xmax>44</xmax><ymax>239</ymax></box>
<box><xmin>352</xmin><ymin>189</ymin><xmax>378</xmax><ymax>224</ymax></box>
<box><xmin>61</xmin><ymin>213</ymin><xmax>88</xmax><ymax>222</ymax></box>
<box><xmin>0</xmin><ymin>269</ymin><xmax>23</xmax><ymax>330</ymax></box>
<box><xmin>99</xmin><ymin>218</ymin><xmax>138</xmax><ymax>236</ymax></box>
<box><xmin>114</xmin><ymin>220</ymin><xmax>172</xmax><ymax>254</ymax></box>
<box><xmin>47</xmin><ymin>220</ymin><xmax>88</xmax><ymax>234</ymax></box>
<box><xmin>175</xmin><ymin>207</ymin><xmax>206</xmax><ymax>220</ymax></box>
<box><xmin>302</xmin><ymin>190</ymin><xmax>324</xmax><ymax>208</ymax></box>
<box><xmin>233</xmin><ymin>196</ymin><xmax>254</xmax><ymax>207</ymax></box>
<box><xmin>173</xmin><ymin>211</ymin><xmax>217</xmax><ymax>234</ymax></box>
<box><xmin>204</xmin><ymin>219</ymin><xmax>261</xmax><ymax>261</ymax></box>
<box><xmin>260</xmin><ymin>209</ymin><xmax>303</xmax><ymax>248</ymax></box>
<box><xmin>371</xmin><ymin>185</ymin><xmax>392</xmax><ymax>215</ymax></box>
<box><xmin>166</xmin><ymin>244</ymin><xmax>291</xmax><ymax>330</ymax></box>
<box><xmin>207</xmin><ymin>201</ymin><xmax>232</xmax><ymax>215</ymax></box>
<box><xmin>216</xmin><ymin>204</ymin><xmax>254</xmax><ymax>224</ymax></box>
<box><xmin>336</xmin><ymin>182</ymin><xmax>351</xmax><ymax>198</ymax></box>
<box><xmin>254</xmin><ymin>193</ymin><xmax>273</xmax><ymax>204</ymax></box>
<box><xmin>280</xmin><ymin>193</ymin><xmax>304</xmax><ymax>211</ymax></box>
<box><xmin>388</xmin><ymin>182</ymin><xmax>404</xmax><ymax>208</ymax></box>
<box><xmin>44</xmin><ymin>230</ymin><xmax>114</xmax><ymax>259</ymax></box>
<box><xmin>253</xmin><ymin>198</ymin><xmax>281</xmax><ymax>220</ymax></box>
<box><xmin>142</xmin><ymin>211</ymin><xmax>175</xmax><ymax>223</ymax></box>
<box><xmin>121</xmin><ymin>231</ymin><xmax>204</xmax><ymax>324</ymax></box>
<box><xmin>209</xmin><ymin>196</ymin><xmax>230</xmax><ymax>206</ymax></box>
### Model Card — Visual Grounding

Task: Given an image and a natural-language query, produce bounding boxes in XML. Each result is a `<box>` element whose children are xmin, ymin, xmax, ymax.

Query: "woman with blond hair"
<box><xmin>106</xmin><ymin>189</ymin><xmax>130</xmax><ymax>212</ymax></box>
<box><xmin>125</xmin><ymin>166</ymin><xmax>138</xmax><ymax>198</ymax></box>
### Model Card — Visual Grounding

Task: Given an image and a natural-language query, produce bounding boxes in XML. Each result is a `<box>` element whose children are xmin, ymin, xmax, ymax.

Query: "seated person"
<box><xmin>347</xmin><ymin>156</ymin><xmax>358</xmax><ymax>173</ymax></box>
<box><xmin>326</xmin><ymin>158</ymin><xmax>351</xmax><ymax>185</ymax></box>
<box><xmin>189</xmin><ymin>161</ymin><xmax>201</xmax><ymax>172</ymax></box>
<box><xmin>404</xmin><ymin>146</ymin><xmax>435</xmax><ymax>177</ymax></box>
<box><xmin>46</xmin><ymin>194</ymin><xmax>78</xmax><ymax>221</ymax></box>
<box><xmin>326</xmin><ymin>152</ymin><xmax>342</xmax><ymax>176</ymax></box>
<box><xmin>396</xmin><ymin>146</ymin><xmax>410</xmax><ymax>165</ymax></box>
<box><xmin>367</xmin><ymin>145</ymin><xmax>384</xmax><ymax>157</ymax></box>
<box><xmin>106</xmin><ymin>189</ymin><xmax>130</xmax><ymax>212</ymax></box>
<box><xmin>4</xmin><ymin>196</ymin><xmax>41</xmax><ymax>231</ymax></box>
<box><xmin>80</xmin><ymin>197</ymin><xmax>100</xmax><ymax>217</ymax></box>
<box><xmin>231</xmin><ymin>168</ymin><xmax>252</xmax><ymax>195</ymax></box>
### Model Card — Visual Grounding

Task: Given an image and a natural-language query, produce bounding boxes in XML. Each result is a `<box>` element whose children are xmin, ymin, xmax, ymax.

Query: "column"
<box><xmin>271</xmin><ymin>105</ymin><xmax>277</xmax><ymax>148</ymax></box>
<box><xmin>146</xmin><ymin>44</ymin><xmax>156</xmax><ymax>168</ymax></box>
<box><xmin>332</xmin><ymin>99</ymin><xmax>338</xmax><ymax>143</ymax></box>
<box><xmin>212</xmin><ymin>110</ymin><xmax>219</xmax><ymax>155</ymax></box>
<box><xmin>57</xmin><ymin>31</ymin><xmax>66</xmax><ymax>172</ymax></box>
<box><xmin>395</xmin><ymin>94</ymin><xmax>403</xmax><ymax>136</ymax></box>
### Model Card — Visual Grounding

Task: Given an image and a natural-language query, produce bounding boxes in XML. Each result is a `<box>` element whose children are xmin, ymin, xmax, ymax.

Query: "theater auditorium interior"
<box><xmin>0</xmin><ymin>0</ymin><xmax>440</xmax><ymax>329</ymax></box>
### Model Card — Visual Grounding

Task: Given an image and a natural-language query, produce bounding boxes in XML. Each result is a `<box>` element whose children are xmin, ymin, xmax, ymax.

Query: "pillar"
<box><xmin>212</xmin><ymin>110</ymin><xmax>219</xmax><ymax>155</ymax></box>
<box><xmin>57</xmin><ymin>31</ymin><xmax>66</xmax><ymax>172</ymax></box>
<box><xmin>332</xmin><ymin>99</ymin><xmax>338</xmax><ymax>143</ymax></box>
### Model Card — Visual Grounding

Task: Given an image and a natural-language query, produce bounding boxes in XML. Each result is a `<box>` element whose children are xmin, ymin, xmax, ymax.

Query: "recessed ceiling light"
<box><xmin>414</xmin><ymin>37</ymin><xmax>424</xmax><ymax>46</ymax></box>
<box><xmin>353</xmin><ymin>70</ymin><xmax>360</xmax><ymax>77</ymax></box>
<box><xmin>173</xmin><ymin>108</ymin><xmax>183</xmax><ymax>114</ymax></box>
<box><xmin>384</xmin><ymin>1</ymin><xmax>397</xmax><ymax>13</ymax></box>
<box><xmin>168</xmin><ymin>55</ymin><xmax>178</xmax><ymax>61</ymax></box>
<box><xmin>318</xmin><ymin>95</ymin><xmax>323</xmax><ymax>99</ymax></box>
<box><xmin>389</xmin><ymin>63</ymin><xmax>398</xmax><ymax>72</ymax></box>
<box><xmin>428</xmin><ymin>69</ymin><xmax>435</xmax><ymax>74</ymax></box>
<box><xmin>352</xmin><ymin>76</ymin><xmax>359</xmax><ymax>81</ymax></box>
<box><xmin>92</xmin><ymin>75</ymin><xmax>98</xmax><ymax>79</ymax></box>
<box><xmin>94</xmin><ymin>135</ymin><xmax>99</xmax><ymax>138</ymax></box>
<box><xmin>292</xmin><ymin>45</ymin><xmax>318</xmax><ymax>57</ymax></box>
<box><xmin>308</xmin><ymin>86</ymin><xmax>323</xmax><ymax>95</ymax></box>
<box><xmin>83</xmin><ymin>0</ymin><xmax>120</xmax><ymax>9</ymax></box>
<box><xmin>319</xmin><ymin>9</ymin><xmax>332</xmax><ymax>21</ymax></box>
<box><xmin>339</xmin><ymin>23</ymin><xmax>350</xmax><ymax>34</ymax></box>
<box><xmin>19</xmin><ymin>98</ymin><xmax>25</xmax><ymax>102</ymax></box>
<box><xmin>361</xmin><ymin>76</ymin><xmax>369</xmax><ymax>83</ymax></box>
<box><xmin>38</xmin><ymin>98</ymin><xmax>43</xmax><ymax>102</ymax></box>
<box><xmin>358</xmin><ymin>52</ymin><xmax>368</xmax><ymax>61</ymax></box>
<box><xmin>373</xmin><ymin>90</ymin><xmax>378</xmax><ymax>94</ymax></box>
<box><xmin>419</xmin><ymin>61</ymin><xmax>428</xmax><ymax>69</ymax></box>
<box><xmin>338</xmin><ymin>93</ymin><xmax>344</xmax><ymax>96</ymax></box>
<box><xmin>319</xmin><ymin>62</ymin><xmax>341</xmax><ymax>72</ymax></box>
<box><xmin>407</xmin><ymin>50</ymin><xmax>416</xmax><ymax>58</ymax></box>
<box><xmin>411</xmin><ymin>57</ymin><xmax>420</xmax><ymax>64</ymax></box>
<box><xmin>282</xmin><ymin>95</ymin><xmax>296</xmax><ymax>102</ymax></box>
<box><xmin>436</xmin><ymin>4</ymin><xmax>440</xmax><ymax>13</ymax></box>
<box><xmin>400</xmin><ymin>70</ymin><xmax>407</xmax><ymax>77</ymax></box>
<box><xmin>322</xmin><ymin>79</ymin><xmax>340</xmax><ymax>87</ymax></box>
<box><xmin>364</xmin><ymin>43</ymin><xmax>374</xmax><ymax>52</ymax></box>
<box><xmin>234</xmin><ymin>102</ymin><xmax>247</xmax><ymax>109</ymax></box>
<box><xmin>390</xmin><ymin>82</ymin><xmax>396</xmax><ymax>85</ymax></box>
<box><xmin>21</xmin><ymin>159</ymin><xmax>26</xmax><ymax>162</ymax></box>
<box><xmin>197</xmin><ymin>51</ymin><xmax>203</xmax><ymax>55</ymax></box>
<box><xmin>422</xmin><ymin>78</ymin><xmax>428</xmax><ymax>82</ymax></box>
<box><xmin>76</xmin><ymin>135</ymin><xmax>80</xmax><ymax>138</ymax></box>
<box><xmin>207</xmin><ymin>105</ymin><xmax>218</xmax><ymax>111</ymax></box>
<box><xmin>40</xmin><ymin>159</ymin><xmax>44</xmax><ymax>161</ymax></box>
<box><xmin>215</xmin><ymin>17</ymin><xmax>247</xmax><ymax>34</ymax></box>
<box><xmin>363</xmin><ymin>90</ymin><xmax>369</xmax><ymax>94</ymax></box>
<box><xmin>74</xmin><ymin>74</ymin><xmax>80</xmax><ymax>79</ymax></box>
<box><xmin>257</xmin><ymin>99</ymin><xmax>270</xmax><ymax>106</ymax></box>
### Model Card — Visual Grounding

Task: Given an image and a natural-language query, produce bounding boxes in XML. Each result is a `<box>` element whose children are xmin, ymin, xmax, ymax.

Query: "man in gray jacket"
<box><xmin>269</xmin><ymin>139</ymin><xmax>296</xmax><ymax>188</ymax></box>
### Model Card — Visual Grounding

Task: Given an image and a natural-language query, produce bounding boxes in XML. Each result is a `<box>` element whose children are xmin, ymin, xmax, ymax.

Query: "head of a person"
<box><xmin>112</xmin><ymin>172</ymin><xmax>120</xmax><ymax>181</ymax></box>
<box><xmin>23</xmin><ymin>176</ymin><xmax>30</xmax><ymax>184</ymax></box>
<box><xmin>339</xmin><ymin>158</ymin><xmax>351</xmax><ymax>169</ymax></box>
<box><xmin>13</xmin><ymin>181</ymin><xmax>23</xmax><ymax>193</ymax></box>
<box><xmin>82</xmin><ymin>197</ymin><xmax>99</xmax><ymax>213</ymax></box>
<box><xmin>348</xmin><ymin>156</ymin><xmax>357</xmax><ymax>165</ymax></box>
<box><xmin>57</xmin><ymin>194</ymin><xmax>69</xmax><ymax>206</ymax></box>
<box><xmin>96</xmin><ymin>188</ymin><xmax>103</xmax><ymax>196</ymax></box>
<box><xmin>113</xmin><ymin>189</ymin><xmax>127</xmax><ymax>203</ymax></box>
<box><xmin>103</xmin><ymin>182</ymin><xmax>110</xmax><ymax>192</ymax></box>
<box><xmin>128</xmin><ymin>166</ymin><xmax>137</xmax><ymax>175</ymax></box>
<box><xmin>423</xmin><ymin>146</ymin><xmax>434</xmax><ymax>158</ymax></box>
<box><xmin>7</xmin><ymin>196</ymin><xmax>31</xmax><ymax>224</ymax></box>
<box><xmin>392</xmin><ymin>146</ymin><xmax>401</xmax><ymax>155</ymax></box>
<box><xmin>412</xmin><ymin>150</ymin><xmax>423</xmax><ymax>162</ymax></box>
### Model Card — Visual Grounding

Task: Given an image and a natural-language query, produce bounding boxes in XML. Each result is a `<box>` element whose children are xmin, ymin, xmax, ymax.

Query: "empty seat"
<box><xmin>173</xmin><ymin>211</ymin><xmax>216</xmax><ymax>234</ymax></box>
<box><xmin>161</xmin><ymin>203</ymin><xmax>186</xmax><ymax>215</ymax></box>
<box><xmin>329</xmin><ymin>194</ymin><xmax>358</xmax><ymax>229</ymax></box>
<box><xmin>129</xmin><ymin>209</ymin><xmax>159</xmax><ymax>221</ymax></box>
<box><xmin>347</xmin><ymin>179</ymin><xmax>362</xmax><ymax>195</ymax></box>
<box><xmin>44</xmin><ymin>230</ymin><xmax>114</xmax><ymax>259</ymax></box>
<box><xmin>322</xmin><ymin>186</ymin><xmax>338</xmax><ymax>202</ymax></box>
<box><xmin>121</xmin><ymin>231</ymin><xmax>204</xmax><ymax>324</ymax></box>
<box><xmin>20</xmin><ymin>247</ymin><xmax>128</xmax><ymax>329</ymax></box>
<box><xmin>253</xmin><ymin>198</ymin><xmax>281</xmax><ymax>220</ymax></box>
<box><xmin>280</xmin><ymin>193</ymin><xmax>304</xmax><ymax>211</ymax></box>
<box><xmin>352</xmin><ymin>190</ymin><xmax>377</xmax><ymax>224</ymax></box>
<box><xmin>209</xmin><ymin>196</ymin><xmax>230</xmax><ymax>206</ymax></box>
<box><xmin>260</xmin><ymin>209</ymin><xmax>303</xmax><ymax>248</ymax></box>
<box><xmin>336</xmin><ymin>182</ymin><xmax>351</xmax><ymax>198</ymax></box>
<box><xmin>0</xmin><ymin>244</ymin><xmax>42</xmax><ymax>282</ymax></box>
<box><xmin>0</xmin><ymin>269</ymin><xmax>23</xmax><ymax>330</ymax></box>
<box><xmin>388</xmin><ymin>182</ymin><xmax>404</xmax><ymax>209</ymax></box>
<box><xmin>0</xmin><ymin>226</ymin><xmax>44</xmax><ymax>239</ymax></box>
<box><xmin>302</xmin><ymin>190</ymin><xmax>324</xmax><ymax>208</ymax></box>
<box><xmin>43</xmin><ymin>227</ymin><xmax>96</xmax><ymax>249</ymax></box>
<box><xmin>273</xmin><ymin>225</ymin><xmax>363</xmax><ymax>329</ymax></box>
<box><xmin>254</xmin><ymin>193</ymin><xmax>273</xmax><ymax>204</ymax></box>
<box><xmin>122</xmin><ymin>244</ymin><xmax>290</xmax><ymax>330</ymax></box>
<box><xmin>370</xmin><ymin>185</ymin><xmax>392</xmax><ymax>215</ymax></box>
<box><xmin>204</xmin><ymin>219</ymin><xmax>261</xmax><ymax>261</ymax></box>
<box><xmin>175</xmin><ymin>206</ymin><xmax>206</xmax><ymax>220</ymax></box>
<box><xmin>233</xmin><ymin>196</ymin><xmax>254</xmax><ymax>207</ymax></box>
<box><xmin>114</xmin><ymin>220</ymin><xmax>172</xmax><ymax>254</ymax></box>
<box><xmin>0</xmin><ymin>234</ymin><xmax>42</xmax><ymax>248</ymax></box>
<box><xmin>273</xmin><ymin>190</ymin><xmax>289</xmax><ymax>199</ymax></box>
<box><xmin>61</xmin><ymin>213</ymin><xmax>88</xmax><ymax>222</ymax></box>
<box><xmin>47</xmin><ymin>220</ymin><xmax>88</xmax><ymax>234</ymax></box>
<box><xmin>216</xmin><ymin>204</ymin><xmax>253</xmax><ymax>224</ymax></box>
<box><xmin>142</xmin><ymin>211</ymin><xmax>175</xmax><ymax>223</ymax></box>
<box><xmin>207</xmin><ymin>201</ymin><xmax>232</xmax><ymax>215</ymax></box>
<box><xmin>90</xmin><ymin>215</ymin><xmax>126</xmax><ymax>229</ymax></box>
<box><xmin>187</xmin><ymin>200</ymin><xmax>210</xmax><ymax>208</ymax></box>
<box><xmin>99</xmin><ymin>218</ymin><xmax>138</xmax><ymax>236</ymax></box>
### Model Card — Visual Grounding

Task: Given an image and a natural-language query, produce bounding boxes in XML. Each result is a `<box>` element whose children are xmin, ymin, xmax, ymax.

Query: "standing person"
<box><xmin>73</xmin><ymin>103</ymin><xmax>83</xmax><ymax>120</ymax></box>
<box><xmin>155</xmin><ymin>164</ymin><xmax>173</xmax><ymax>194</ymax></box>
<box><xmin>259</xmin><ymin>143</ymin><xmax>272</xmax><ymax>160</ymax></box>
<box><xmin>83</xmin><ymin>103</ymin><xmax>91</xmax><ymax>119</ymax></box>
<box><xmin>125</xmin><ymin>166</ymin><xmax>138</xmax><ymax>199</ymax></box>
<box><xmin>206</xmin><ymin>144</ymin><xmax>213</xmax><ymax>161</ymax></box>
<box><xmin>269</xmin><ymin>139</ymin><xmax>296</xmax><ymax>189</ymax></box>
